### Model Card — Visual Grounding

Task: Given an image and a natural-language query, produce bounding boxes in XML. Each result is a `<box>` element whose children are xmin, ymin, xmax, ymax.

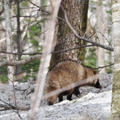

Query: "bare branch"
<box><xmin>27</xmin><ymin>0</ymin><xmax>50</xmax><ymax>15</ymax></box>
<box><xmin>0</xmin><ymin>44</ymin><xmax>113</xmax><ymax>68</ymax></box>
<box><xmin>0</xmin><ymin>45</ymin><xmax>94</xmax><ymax>55</ymax></box>
<box><xmin>95</xmin><ymin>63</ymin><xmax>114</xmax><ymax>70</ymax></box>
<box><xmin>62</xmin><ymin>7</ymin><xmax>114</xmax><ymax>51</ymax></box>
<box><xmin>0</xmin><ymin>98</ymin><xmax>30</xmax><ymax>111</ymax></box>
<box><xmin>52</xmin><ymin>45</ymin><xmax>95</xmax><ymax>54</ymax></box>
<box><xmin>0</xmin><ymin>55</ymin><xmax>41</xmax><ymax>67</ymax></box>
<box><xmin>0</xmin><ymin>44</ymin><xmax>95</xmax><ymax>67</ymax></box>
<box><xmin>0</xmin><ymin>51</ymin><xmax>42</xmax><ymax>55</ymax></box>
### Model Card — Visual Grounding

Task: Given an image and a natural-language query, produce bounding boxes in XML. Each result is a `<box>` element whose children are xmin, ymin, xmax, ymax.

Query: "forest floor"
<box><xmin>0</xmin><ymin>73</ymin><xmax>112</xmax><ymax>120</ymax></box>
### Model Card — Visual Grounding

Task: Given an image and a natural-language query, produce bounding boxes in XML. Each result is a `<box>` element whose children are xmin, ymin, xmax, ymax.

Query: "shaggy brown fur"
<box><xmin>45</xmin><ymin>61</ymin><xmax>101</xmax><ymax>105</ymax></box>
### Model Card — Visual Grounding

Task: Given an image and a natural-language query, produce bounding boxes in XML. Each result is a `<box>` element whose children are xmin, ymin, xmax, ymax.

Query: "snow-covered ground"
<box><xmin>0</xmin><ymin>74</ymin><xmax>112</xmax><ymax>120</ymax></box>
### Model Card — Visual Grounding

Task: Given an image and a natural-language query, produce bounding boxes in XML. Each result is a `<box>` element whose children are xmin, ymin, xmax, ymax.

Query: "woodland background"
<box><xmin>0</xmin><ymin>0</ymin><xmax>119</xmax><ymax>120</ymax></box>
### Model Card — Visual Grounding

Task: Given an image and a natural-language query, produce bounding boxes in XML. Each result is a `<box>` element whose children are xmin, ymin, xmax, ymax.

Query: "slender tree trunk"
<box><xmin>104</xmin><ymin>0</ymin><xmax>113</xmax><ymax>73</ymax></box>
<box><xmin>50</xmin><ymin>0</ymin><xmax>89</xmax><ymax>67</ymax></box>
<box><xmin>29</xmin><ymin>0</ymin><xmax>61</xmax><ymax>119</ymax></box>
<box><xmin>4</xmin><ymin>0</ymin><xmax>15</xmax><ymax>83</ymax></box>
<box><xmin>111</xmin><ymin>1</ymin><xmax>120</xmax><ymax>119</ymax></box>
<box><xmin>16</xmin><ymin>0</ymin><xmax>21</xmax><ymax>60</ymax></box>
<box><xmin>96</xmin><ymin>2</ymin><xmax>106</xmax><ymax>73</ymax></box>
<box><xmin>16</xmin><ymin>0</ymin><xmax>22</xmax><ymax>76</ymax></box>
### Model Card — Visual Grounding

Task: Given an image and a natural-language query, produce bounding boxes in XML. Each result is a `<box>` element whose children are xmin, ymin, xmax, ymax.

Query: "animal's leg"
<box><xmin>58</xmin><ymin>95</ymin><xmax>63</xmax><ymax>102</ymax></box>
<box><xmin>67</xmin><ymin>94</ymin><xmax>72</xmax><ymax>101</ymax></box>
<box><xmin>73</xmin><ymin>87</ymin><xmax>80</xmax><ymax>97</ymax></box>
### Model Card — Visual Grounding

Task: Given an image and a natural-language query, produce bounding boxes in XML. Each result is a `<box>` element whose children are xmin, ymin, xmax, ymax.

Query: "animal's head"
<box><xmin>47</xmin><ymin>95</ymin><xmax>57</xmax><ymax>105</ymax></box>
<box><xmin>86</xmin><ymin>69</ymin><xmax>101</xmax><ymax>89</ymax></box>
<box><xmin>93</xmin><ymin>70</ymin><xmax>102</xmax><ymax>89</ymax></box>
<box><xmin>45</xmin><ymin>83</ymin><xmax>58</xmax><ymax>105</ymax></box>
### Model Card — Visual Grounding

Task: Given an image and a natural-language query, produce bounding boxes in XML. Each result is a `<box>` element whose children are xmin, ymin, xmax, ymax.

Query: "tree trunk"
<box><xmin>104</xmin><ymin>0</ymin><xmax>113</xmax><ymax>73</ymax></box>
<box><xmin>111</xmin><ymin>1</ymin><xmax>120</xmax><ymax>119</ymax></box>
<box><xmin>96</xmin><ymin>2</ymin><xmax>106</xmax><ymax>73</ymax></box>
<box><xmin>50</xmin><ymin>0</ymin><xmax>89</xmax><ymax>67</ymax></box>
<box><xmin>29</xmin><ymin>0</ymin><xmax>61</xmax><ymax>119</ymax></box>
<box><xmin>4</xmin><ymin>0</ymin><xmax>15</xmax><ymax>83</ymax></box>
<box><xmin>15</xmin><ymin>0</ymin><xmax>22</xmax><ymax>76</ymax></box>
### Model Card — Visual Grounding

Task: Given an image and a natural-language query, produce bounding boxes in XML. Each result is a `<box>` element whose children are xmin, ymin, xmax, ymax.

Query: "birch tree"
<box><xmin>4</xmin><ymin>0</ymin><xmax>15</xmax><ymax>83</ymax></box>
<box><xmin>111</xmin><ymin>0</ymin><xmax>120</xmax><ymax>119</ymax></box>
<box><xmin>29</xmin><ymin>0</ymin><xmax>62</xmax><ymax>119</ymax></box>
<box><xmin>104</xmin><ymin>0</ymin><xmax>113</xmax><ymax>66</ymax></box>
<box><xmin>96</xmin><ymin>1</ymin><xmax>106</xmax><ymax>73</ymax></box>
<box><xmin>15</xmin><ymin>0</ymin><xmax>22</xmax><ymax>76</ymax></box>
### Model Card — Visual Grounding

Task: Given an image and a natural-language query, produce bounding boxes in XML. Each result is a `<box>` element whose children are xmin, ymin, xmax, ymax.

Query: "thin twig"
<box><xmin>0</xmin><ymin>98</ymin><xmax>30</xmax><ymax>111</ymax></box>
<box><xmin>27</xmin><ymin>0</ymin><xmax>50</xmax><ymax>15</ymax></box>
<box><xmin>0</xmin><ymin>54</ymin><xmax>41</xmax><ymax>67</ymax></box>
<box><xmin>11</xmin><ymin>81</ymin><xmax>23</xmax><ymax>119</ymax></box>
<box><xmin>0</xmin><ymin>45</ymin><xmax>94</xmax><ymax>55</ymax></box>
<box><xmin>95</xmin><ymin>63</ymin><xmax>114</xmax><ymax>69</ymax></box>
<box><xmin>0</xmin><ymin>98</ymin><xmax>16</xmax><ymax>109</ymax></box>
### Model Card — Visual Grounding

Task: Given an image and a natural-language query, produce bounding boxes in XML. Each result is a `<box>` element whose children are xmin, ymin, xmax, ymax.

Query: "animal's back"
<box><xmin>46</xmin><ymin>61</ymin><xmax>85</xmax><ymax>91</ymax></box>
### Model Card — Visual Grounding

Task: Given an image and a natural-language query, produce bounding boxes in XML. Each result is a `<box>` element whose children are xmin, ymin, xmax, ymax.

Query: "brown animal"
<box><xmin>45</xmin><ymin>60</ymin><xmax>101</xmax><ymax>105</ymax></box>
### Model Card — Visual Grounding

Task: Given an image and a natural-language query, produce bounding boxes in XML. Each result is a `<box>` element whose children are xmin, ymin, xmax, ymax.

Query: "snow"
<box><xmin>0</xmin><ymin>74</ymin><xmax>112</xmax><ymax>120</ymax></box>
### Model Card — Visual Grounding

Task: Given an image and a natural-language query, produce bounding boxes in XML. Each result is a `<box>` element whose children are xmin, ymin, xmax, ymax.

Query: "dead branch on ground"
<box><xmin>0</xmin><ymin>98</ymin><xmax>30</xmax><ymax>111</ymax></box>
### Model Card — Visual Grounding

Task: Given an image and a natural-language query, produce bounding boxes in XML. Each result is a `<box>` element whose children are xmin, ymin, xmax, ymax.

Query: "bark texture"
<box><xmin>111</xmin><ymin>1</ymin><xmax>120</xmax><ymax>119</ymax></box>
<box><xmin>29</xmin><ymin>0</ymin><xmax>62</xmax><ymax>119</ymax></box>
<box><xmin>97</xmin><ymin>2</ymin><xmax>106</xmax><ymax>73</ymax></box>
<box><xmin>51</xmin><ymin>0</ymin><xmax>89</xmax><ymax>67</ymax></box>
<box><xmin>4</xmin><ymin>0</ymin><xmax>15</xmax><ymax>83</ymax></box>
